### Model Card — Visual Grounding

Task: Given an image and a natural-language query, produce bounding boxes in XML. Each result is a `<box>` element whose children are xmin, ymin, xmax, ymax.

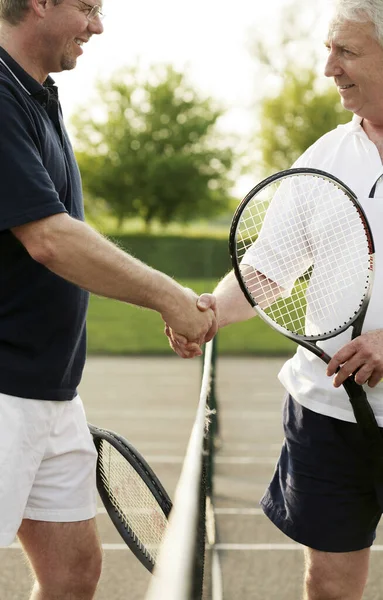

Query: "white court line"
<box><xmin>87</xmin><ymin>410</ymin><xmax>280</xmax><ymax>420</ymax></box>
<box><xmin>6</xmin><ymin>543</ymin><xmax>383</xmax><ymax>552</ymax></box>
<box><xmin>136</xmin><ymin>442</ymin><xmax>283</xmax><ymax>450</ymax></box>
<box><xmin>214</xmin><ymin>545</ymin><xmax>383</xmax><ymax>551</ymax></box>
<box><xmin>215</xmin><ymin>508</ymin><xmax>264</xmax><ymax>515</ymax></box>
<box><xmin>96</xmin><ymin>507</ymin><xmax>264</xmax><ymax>515</ymax></box>
<box><xmin>216</xmin><ymin>457</ymin><xmax>277</xmax><ymax>465</ymax></box>
<box><xmin>216</xmin><ymin>544</ymin><xmax>302</xmax><ymax>551</ymax></box>
<box><xmin>141</xmin><ymin>456</ymin><xmax>278</xmax><ymax>465</ymax></box>
<box><xmin>5</xmin><ymin>543</ymin><xmax>130</xmax><ymax>551</ymax></box>
<box><xmin>97</xmin><ymin>507</ymin><xmax>265</xmax><ymax>516</ymax></box>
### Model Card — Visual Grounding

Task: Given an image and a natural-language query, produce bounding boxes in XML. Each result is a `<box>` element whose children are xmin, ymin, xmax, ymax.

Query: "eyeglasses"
<box><xmin>77</xmin><ymin>0</ymin><xmax>105</xmax><ymax>21</ymax></box>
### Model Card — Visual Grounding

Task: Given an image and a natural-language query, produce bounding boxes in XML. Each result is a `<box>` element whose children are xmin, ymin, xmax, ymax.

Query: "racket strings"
<box><xmin>98</xmin><ymin>440</ymin><xmax>167</xmax><ymax>563</ymax></box>
<box><xmin>235</xmin><ymin>174</ymin><xmax>372</xmax><ymax>337</ymax></box>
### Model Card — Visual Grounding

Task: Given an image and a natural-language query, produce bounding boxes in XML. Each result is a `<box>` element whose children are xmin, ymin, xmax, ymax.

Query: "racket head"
<box><xmin>88</xmin><ymin>423</ymin><xmax>172</xmax><ymax>573</ymax></box>
<box><xmin>230</xmin><ymin>168</ymin><xmax>375</xmax><ymax>342</ymax></box>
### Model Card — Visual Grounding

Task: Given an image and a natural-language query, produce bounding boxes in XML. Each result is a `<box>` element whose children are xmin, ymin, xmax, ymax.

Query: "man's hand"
<box><xmin>161</xmin><ymin>290</ymin><xmax>217</xmax><ymax>357</ymax></box>
<box><xmin>164</xmin><ymin>293</ymin><xmax>217</xmax><ymax>358</ymax></box>
<box><xmin>326</xmin><ymin>329</ymin><xmax>383</xmax><ymax>388</ymax></box>
<box><xmin>164</xmin><ymin>267</ymin><xmax>259</xmax><ymax>359</ymax></box>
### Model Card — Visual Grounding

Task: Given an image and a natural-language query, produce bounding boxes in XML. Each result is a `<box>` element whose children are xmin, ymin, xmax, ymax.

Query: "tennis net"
<box><xmin>144</xmin><ymin>337</ymin><xmax>220</xmax><ymax>600</ymax></box>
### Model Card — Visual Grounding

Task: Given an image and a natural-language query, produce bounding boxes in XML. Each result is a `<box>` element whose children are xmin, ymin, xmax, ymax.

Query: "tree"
<box><xmin>71</xmin><ymin>65</ymin><xmax>234</xmax><ymax>230</ymax></box>
<box><xmin>249</xmin><ymin>1</ymin><xmax>350</xmax><ymax>174</ymax></box>
<box><xmin>259</xmin><ymin>67</ymin><xmax>350</xmax><ymax>172</ymax></box>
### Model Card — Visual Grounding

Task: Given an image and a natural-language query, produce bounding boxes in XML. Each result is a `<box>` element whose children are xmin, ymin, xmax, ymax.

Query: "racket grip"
<box><xmin>342</xmin><ymin>378</ymin><xmax>383</xmax><ymax>476</ymax></box>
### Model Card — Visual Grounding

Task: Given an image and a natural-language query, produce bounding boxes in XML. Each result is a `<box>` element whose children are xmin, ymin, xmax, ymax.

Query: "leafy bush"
<box><xmin>109</xmin><ymin>233</ymin><xmax>232</xmax><ymax>279</ymax></box>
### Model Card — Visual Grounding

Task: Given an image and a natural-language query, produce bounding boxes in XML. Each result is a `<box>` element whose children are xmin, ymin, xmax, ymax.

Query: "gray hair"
<box><xmin>0</xmin><ymin>0</ymin><xmax>62</xmax><ymax>25</ymax></box>
<box><xmin>332</xmin><ymin>0</ymin><xmax>383</xmax><ymax>45</ymax></box>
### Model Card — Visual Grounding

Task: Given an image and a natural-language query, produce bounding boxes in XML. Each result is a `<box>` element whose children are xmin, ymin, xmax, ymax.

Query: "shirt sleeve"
<box><xmin>0</xmin><ymin>90</ymin><xmax>67</xmax><ymax>231</ymax></box>
<box><xmin>241</xmin><ymin>176</ymin><xmax>314</xmax><ymax>294</ymax></box>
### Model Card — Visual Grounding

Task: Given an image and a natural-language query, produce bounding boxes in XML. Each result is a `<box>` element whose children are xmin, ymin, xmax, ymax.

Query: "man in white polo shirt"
<box><xmin>166</xmin><ymin>1</ymin><xmax>383</xmax><ymax>598</ymax></box>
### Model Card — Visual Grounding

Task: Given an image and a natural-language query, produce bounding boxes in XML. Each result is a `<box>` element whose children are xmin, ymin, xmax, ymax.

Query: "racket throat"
<box><xmin>296</xmin><ymin>338</ymin><xmax>331</xmax><ymax>364</ymax></box>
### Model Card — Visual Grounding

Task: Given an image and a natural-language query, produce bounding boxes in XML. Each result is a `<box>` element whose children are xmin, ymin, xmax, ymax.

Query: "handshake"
<box><xmin>162</xmin><ymin>289</ymin><xmax>218</xmax><ymax>359</ymax></box>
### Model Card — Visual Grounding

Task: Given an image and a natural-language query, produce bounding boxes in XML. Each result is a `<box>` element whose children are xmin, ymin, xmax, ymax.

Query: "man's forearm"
<box><xmin>213</xmin><ymin>270</ymin><xmax>257</xmax><ymax>327</ymax></box>
<box><xmin>11</xmin><ymin>213</ymin><xmax>218</xmax><ymax>344</ymax></box>
<box><xmin>214</xmin><ymin>266</ymin><xmax>284</xmax><ymax>328</ymax></box>
<box><xmin>164</xmin><ymin>270</ymin><xmax>257</xmax><ymax>358</ymax></box>
<box><xmin>13</xmin><ymin>213</ymin><xmax>184</xmax><ymax>313</ymax></box>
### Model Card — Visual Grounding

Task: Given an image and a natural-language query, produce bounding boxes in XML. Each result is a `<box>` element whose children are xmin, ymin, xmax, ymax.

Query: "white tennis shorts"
<box><xmin>0</xmin><ymin>392</ymin><xmax>98</xmax><ymax>547</ymax></box>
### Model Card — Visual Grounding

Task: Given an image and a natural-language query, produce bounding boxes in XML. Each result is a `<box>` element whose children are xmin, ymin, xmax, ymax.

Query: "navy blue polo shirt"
<box><xmin>0</xmin><ymin>47</ymin><xmax>89</xmax><ymax>400</ymax></box>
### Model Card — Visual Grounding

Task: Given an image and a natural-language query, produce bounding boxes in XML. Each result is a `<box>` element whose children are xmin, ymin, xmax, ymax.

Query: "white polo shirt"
<box><xmin>276</xmin><ymin>115</ymin><xmax>383</xmax><ymax>424</ymax></box>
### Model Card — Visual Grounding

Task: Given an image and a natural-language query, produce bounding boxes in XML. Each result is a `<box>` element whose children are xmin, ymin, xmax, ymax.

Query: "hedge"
<box><xmin>109</xmin><ymin>233</ymin><xmax>232</xmax><ymax>279</ymax></box>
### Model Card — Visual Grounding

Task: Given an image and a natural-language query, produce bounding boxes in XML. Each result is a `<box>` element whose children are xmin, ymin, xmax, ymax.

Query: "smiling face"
<box><xmin>324</xmin><ymin>18</ymin><xmax>383</xmax><ymax>125</ymax></box>
<box><xmin>38</xmin><ymin>0</ymin><xmax>104</xmax><ymax>74</ymax></box>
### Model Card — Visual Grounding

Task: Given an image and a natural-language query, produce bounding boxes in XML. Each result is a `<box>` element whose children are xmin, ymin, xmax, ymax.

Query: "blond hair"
<box><xmin>0</xmin><ymin>0</ymin><xmax>62</xmax><ymax>25</ymax></box>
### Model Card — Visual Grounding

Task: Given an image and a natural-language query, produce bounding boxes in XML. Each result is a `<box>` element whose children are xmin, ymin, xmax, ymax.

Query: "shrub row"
<box><xmin>109</xmin><ymin>233</ymin><xmax>232</xmax><ymax>279</ymax></box>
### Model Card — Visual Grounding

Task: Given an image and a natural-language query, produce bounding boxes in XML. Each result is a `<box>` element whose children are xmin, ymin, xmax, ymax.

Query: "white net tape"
<box><xmin>145</xmin><ymin>340</ymin><xmax>214</xmax><ymax>600</ymax></box>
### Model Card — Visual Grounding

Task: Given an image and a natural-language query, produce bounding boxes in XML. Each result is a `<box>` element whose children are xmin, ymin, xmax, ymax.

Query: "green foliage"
<box><xmin>71</xmin><ymin>65</ymin><xmax>234</xmax><ymax>230</ymax></box>
<box><xmin>250</xmin><ymin>1</ymin><xmax>351</xmax><ymax>174</ymax></box>
<box><xmin>109</xmin><ymin>233</ymin><xmax>231</xmax><ymax>279</ymax></box>
<box><xmin>87</xmin><ymin>281</ymin><xmax>295</xmax><ymax>356</ymax></box>
<box><xmin>259</xmin><ymin>69</ymin><xmax>350</xmax><ymax>172</ymax></box>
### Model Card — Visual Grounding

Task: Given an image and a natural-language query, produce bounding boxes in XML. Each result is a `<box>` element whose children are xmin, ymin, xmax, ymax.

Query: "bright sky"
<box><xmin>54</xmin><ymin>0</ymin><xmax>334</xmax><ymax>194</ymax></box>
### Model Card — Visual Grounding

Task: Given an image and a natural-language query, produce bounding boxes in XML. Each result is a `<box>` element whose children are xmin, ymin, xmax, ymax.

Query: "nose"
<box><xmin>88</xmin><ymin>16</ymin><xmax>104</xmax><ymax>35</ymax></box>
<box><xmin>324</xmin><ymin>49</ymin><xmax>343</xmax><ymax>78</ymax></box>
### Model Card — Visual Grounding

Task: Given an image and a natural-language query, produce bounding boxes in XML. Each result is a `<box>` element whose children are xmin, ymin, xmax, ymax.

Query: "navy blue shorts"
<box><xmin>260</xmin><ymin>394</ymin><xmax>383</xmax><ymax>552</ymax></box>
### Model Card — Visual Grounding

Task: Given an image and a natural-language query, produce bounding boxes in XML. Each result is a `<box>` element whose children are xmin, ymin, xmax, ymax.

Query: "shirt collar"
<box><xmin>0</xmin><ymin>46</ymin><xmax>56</xmax><ymax>104</ymax></box>
<box><xmin>343</xmin><ymin>113</ymin><xmax>364</xmax><ymax>132</ymax></box>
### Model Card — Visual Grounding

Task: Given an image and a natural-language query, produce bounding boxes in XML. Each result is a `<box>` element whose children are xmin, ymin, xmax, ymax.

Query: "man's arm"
<box><xmin>176</xmin><ymin>268</ymin><xmax>383</xmax><ymax>388</ymax></box>
<box><xmin>165</xmin><ymin>269</ymin><xmax>260</xmax><ymax>358</ymax></box>
<box><xmin>326</xmin><ymin>330</ymin><xmax>383</xmax><ymax>388</ymax></box>
<box><xmin>12</xmin><ymin>213</ymin><xmax>216</xmax><ymax>344</ymax></box>
<box><xmin>211</xmin><ymin>270</ymin><xmax>258</xmax><ymax>327</ymax></box>
<box><xmin>166</xmin><ymin>265</ymin><xmax>287</xmax><ymax>357</ymax></box>
<box><xmin>213</xmin><ymin>267</ymin><xmax>283</xmax><ymax>327</ymax></box>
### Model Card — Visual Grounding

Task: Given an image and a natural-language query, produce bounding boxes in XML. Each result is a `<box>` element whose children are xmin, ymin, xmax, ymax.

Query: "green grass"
<box><xmin>87</xmin><ymin>279</ymin><xmax>296</xmax><ymax>356</ymax></box>
<box><xmin>86</xmin><ymin>215</ymin><xmax>231</xmax><ymax>239</ymax></box>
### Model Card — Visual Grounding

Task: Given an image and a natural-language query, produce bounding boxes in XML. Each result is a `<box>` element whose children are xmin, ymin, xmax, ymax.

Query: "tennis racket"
<box><xmin>88</xmin><ymin>423</ymin><xmax>172</xmax><ymax>572</ymax></box>
<box><xmin>229</xmin><ymin>167</ymin><xmax>383</xmax><ymax>473</ymax></box>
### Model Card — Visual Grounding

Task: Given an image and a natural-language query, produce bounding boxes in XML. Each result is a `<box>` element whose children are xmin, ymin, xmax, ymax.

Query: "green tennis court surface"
<box><xmin>1</xmin><ymin>356</ymin><xmax>382</xmax><ymax>599</ymax></box>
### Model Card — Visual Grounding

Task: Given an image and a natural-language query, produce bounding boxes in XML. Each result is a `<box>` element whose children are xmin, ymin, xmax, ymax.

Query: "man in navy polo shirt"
<box><xmin>0</xmin><ymin>1</ymin><xmax>217</xmax><ymax>598</ymax></box>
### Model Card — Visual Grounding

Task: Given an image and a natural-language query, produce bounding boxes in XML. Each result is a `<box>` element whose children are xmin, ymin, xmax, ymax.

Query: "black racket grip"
<box><xmin>342</xmin><ymin>378</ymin><xmax>383</xmax><ymax>477</ymax></box>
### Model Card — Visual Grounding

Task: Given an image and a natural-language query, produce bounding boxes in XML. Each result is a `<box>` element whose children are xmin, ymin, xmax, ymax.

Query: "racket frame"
<box><xmin>229</xmin><ymin>168</ymin><xmax>383</xmax><ymax>472</ymax></box>
<box><xmin>230</xmin><ymin>167</ymin><xmax>375</xmax><ymax>354</ymax></box>
<box><xmin>88</xmin><ymin>423</ymin><xmax>172</xmax><ymax>573</ymax></box>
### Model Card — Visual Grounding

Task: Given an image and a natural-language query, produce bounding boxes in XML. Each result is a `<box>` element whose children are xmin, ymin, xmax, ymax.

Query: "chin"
<box><xmin>60</xmin><ymin>58</ymin><xmax>77</xmax><ymax>72</ymax></box>
<box><xmin>340</xmin><ymin>99</ymin><xmax>359</xmax><ymax>114</ymax></box>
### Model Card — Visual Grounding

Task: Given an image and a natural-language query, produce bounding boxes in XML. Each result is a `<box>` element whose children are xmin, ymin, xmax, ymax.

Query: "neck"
<box><xmin>361</xmin><ymin>119</ymin><xmax>383</xmax><ymax>163</ymax></box>
<box><xmin>0</xmin><ymin>22</ymin><xmax>48</xmax><ymax>83</ymax></box>
<box><xmin>362</xmin><ymin>119</ymin><xmax>383</xmax><ymax>141</ymax></box>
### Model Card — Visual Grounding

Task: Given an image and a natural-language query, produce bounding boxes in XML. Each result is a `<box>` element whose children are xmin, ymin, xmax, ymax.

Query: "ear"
<box><xmin>30</xmin><ymin>0</ymin><xmax>49</xmax><ymax>18</ymax></box>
